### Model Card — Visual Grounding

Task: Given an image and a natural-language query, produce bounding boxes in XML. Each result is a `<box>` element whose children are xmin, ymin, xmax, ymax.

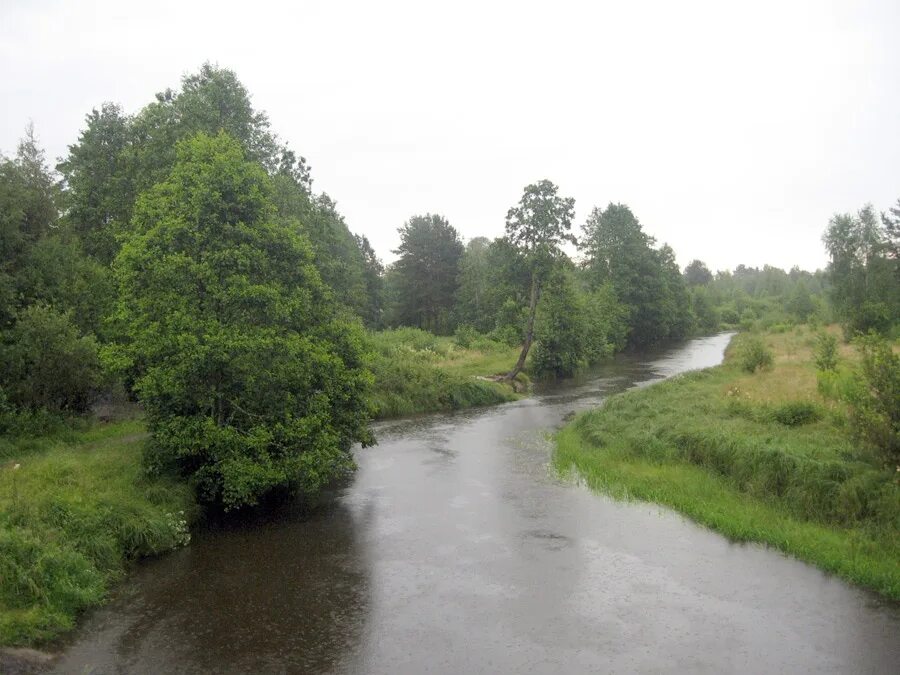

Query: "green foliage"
<box><xmin>823</xmin><ymin>205</ymin><xmax>899</xmax><ymax>336</ymax></box>
<box><xmin>57</xmin><ymin>65</ymin><xmax>381</xmax><ymax>327</ymax></box>
<box><xmin>555</xmin><ymin>345</ymin><xmax>900</xmax><ymax>598</ymax></box>
<box><xmin>769</xmin><ymin>401</ymin><xmax>821</xmax><ymax>426</ymax></box>
<box><xmin>582</xmin><ymin>283</ymin><xmax>629</xmax><ymax>361</ymax></box>
<box><xmin>580</xmin><ymin>203</ymin><xmax>692</xmax><ymax>346</ymax></box>
<box><xmin>0</xmin><ymin>422</ymin><xmax>193</xmax><ymax>646</ymax></box>
<box><xmin>455</xmin><ymin>237</ymin><xmax>494</xmax><ymax>331</ymax></box>
<box><xmin>683</xmin><ymin>259</ymin><xmax>713</xmax><ymax>286</ymax></box>
<box><xmin>453</xmin><ymin>324</ymin><xmax>477</xmax><ymax>349</ymax></box>
<box><xmin>108</xmin><ymin>132</ymin><xmax>373</xmax><ymax>509</ymax></box>
<box><xmin>388</xmin><ymin>214</ymin><xmax>464</xmax><ymax>334</ymax></box>
<box><xmin>56</xmin><ymin>103</ymin><xmax>134</xmax><ymax>263</ymax></box>
<box><xmin>813</xmin><ymin>331</ymin><xmax>838</xmax><ymax>371</ymax></box>
<box><xmin>736</xmin><ymin>335</ymin><xmax>774</xmax><ymax>373</ymax></box>
<box><xmin>0</xmin><ymin>305</ymin><xmax>102</xmax><ymax>416</ymax></box>
<box><xmin>843</xmin><ymin>336</ymin><xmax>900</xmax><ymax>465</ymax></box>
<box><xmin>367</xmin><ymin>329</ymin><xmax>517</xmax><ymax>417</ymax></box>
<box><xmin>689</xmin><ymin>286</ymin><xmax>720</xmax><ymax>334</ymax></box>
<box><xmin>531</xmin><ymin>268</ymin><xmax>587</xmax><ymax>378</ymax></box>
<box><xmin>503</xmin><ymin>180</ymin><xmax>577</xmax><ymax>378</ymax></box>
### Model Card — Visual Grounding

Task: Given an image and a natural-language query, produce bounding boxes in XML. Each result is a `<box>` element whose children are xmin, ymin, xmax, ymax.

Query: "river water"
<box><xmin>51</xmin><ymin>333</ymin><xmax>899</xmax><ymax>674</ymax></box>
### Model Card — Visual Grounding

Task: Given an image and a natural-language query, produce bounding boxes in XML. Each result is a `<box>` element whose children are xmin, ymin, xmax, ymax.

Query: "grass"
<box><xmin>555</xmin><ymin>326</ymin><xmax>900</xmax><ymax>599</ymax></box>
<box><xmin>367</xmin><ymin>328</ymin><xmax>524</xmax><ymax>418</ymax></box>
<box><xmin>0</xmin><ymin>327</ymin><xmax>526</xmax><ymax>648</ymax></box>
<box><xmin>0</xmin><ymin>420</ymin><xmax>194</xmax><ymax>647</ymax></box>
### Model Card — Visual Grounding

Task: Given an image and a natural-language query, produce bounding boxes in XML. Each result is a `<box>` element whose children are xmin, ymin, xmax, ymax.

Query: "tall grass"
<box><xmin>0</xmin><ymin>423</ymin><xmax>193</xmax><ymax>646</ymax></box>
<box><xmin>367</xmin><ymin>328</ymin><xmax>522</xmax><ymax>418</ymax></box>
<box><xmin>555</xmin><ymin>327</ymin><xmax>900</xmax><ymax>598</ymax></box>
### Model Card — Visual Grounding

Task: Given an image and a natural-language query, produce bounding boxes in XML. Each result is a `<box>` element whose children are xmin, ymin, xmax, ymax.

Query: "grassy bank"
<box><xmin>0</xmin><ymin>419</ymin><xmax>194</xmax><ymax>646</ymax></box>
<box><xmin>368</xmin><ymin>327</ymin><xmax>524</xmax><ymax>418</ymax></box>
<box><xmin>0</xmin><ymin>328</ymin><xmax>524</xmax><ymax>648</ymax></box>
<box><xmin>555</xmin><ymin>327</ymin><xmax>900</xmax><ymax>598</ymax></box>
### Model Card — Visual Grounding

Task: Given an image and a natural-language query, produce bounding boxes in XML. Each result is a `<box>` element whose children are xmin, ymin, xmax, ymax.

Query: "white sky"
<box><xmin>2</xmin><ymin>0</ymin><xmax>898</xmax><ymax>272</ymax></box>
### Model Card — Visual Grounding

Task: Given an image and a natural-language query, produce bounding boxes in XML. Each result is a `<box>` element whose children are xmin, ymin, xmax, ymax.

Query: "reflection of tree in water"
<box><xmin>75</xmin><ymin>494</ymin><xmax>373</xmax><ymax>674</ymax></box>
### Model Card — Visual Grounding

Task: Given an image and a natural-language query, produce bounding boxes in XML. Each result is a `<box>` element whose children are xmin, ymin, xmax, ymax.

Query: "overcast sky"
<box><xmin>2</xmin><ymin>0</ymin><xmax>898</xmax><ymax>272</ymax></box>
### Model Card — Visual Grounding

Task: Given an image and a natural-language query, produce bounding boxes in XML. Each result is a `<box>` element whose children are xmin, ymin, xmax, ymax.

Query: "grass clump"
<box><xmin>0</xmin><ymin>422</ymin><xmax>193</xmax><ymax>646</ymax></box>
<box><xmin>555</xmin><ymin>326</ymin><xmax>900</xmax><ymax>599</ymax></box>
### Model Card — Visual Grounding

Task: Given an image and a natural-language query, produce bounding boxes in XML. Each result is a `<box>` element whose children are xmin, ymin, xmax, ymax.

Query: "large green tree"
<box><xmin>580</xmin><ymin>203</ymin><xmax>691</xmax><ymax>346</ymax></box>
<box><xmin>503</xmin><ymin>180</ymin><xmax>575</xmax><ymax>379</ymax></box>
<box><xmin>57</xmin><ymin>103</ymin><xmax>133</xmax><ymax>263</ymax></box>
<box><xmin>823</xmin><ymin>204</ymin><xmax>899</xmax><ymax>335</ymax></box>
<box><xmin>683</xmin><ymin>259</ymin><xmax>713</xmax><ymax>286</ymax></box>
<box><xmin>390</xmin><ymin>214</ymin><xmax>464</xmax><ymax>333</ymax></box>
<box><xmin>60</xmin><ymin>64</ymin><xmax>380</xmax><ymax>325</ymax></box>
<box><xmin>109</xmin><ymin>132</ymin><xmax>373</xmax><ymax>509</ymax></box>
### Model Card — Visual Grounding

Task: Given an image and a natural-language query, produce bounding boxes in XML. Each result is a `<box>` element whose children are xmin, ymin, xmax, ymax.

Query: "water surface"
<box><xmin>52</xmin><ymin>334</ymin><xmax>899</xmax><ymax>673</ymax></box>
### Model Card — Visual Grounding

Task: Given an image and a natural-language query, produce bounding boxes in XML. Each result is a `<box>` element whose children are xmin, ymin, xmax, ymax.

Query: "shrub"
<box><xmin>489</xmin><ymin>324</ymin><xmax>522</xmax><ymax>348</ymax></box>
<box><xmin>844</xmin><ymin>335</ymin><xmax>899</xmax><ymax>465</ymax></box>
<box><xmin>531</xmin><ymin>270</ymin><xmax>588</xmax><ymax>378</ymax></box>
<box><xmin>770</xmin><ymin>401</ymin><xmax>821</xmax><ymax>426</ymax></box>
<box><xmin>0</xmin><ymin>304</ymin><xmax>102</xmax><ymax>415</ymax></box>
<box><xmin>813</xmin><ymin>331</ymin><xmax>838</xmax><ymax>371</ymax></box>
<box><xmin>453</xmin><ymin>324</ymin><xmax>477</xmax><ymax>349</ymax></box>
<box><xmin>737</xmin><ymin>335</ymin><xmax>774</xmax><ymax>373</ymax></box>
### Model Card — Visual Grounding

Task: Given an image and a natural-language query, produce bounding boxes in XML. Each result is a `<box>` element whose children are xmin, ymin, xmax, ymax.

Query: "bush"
<box><xmin>371</xmin><ymin>327</ymin><xmax>439</xmax><ymax>354</ymax></box>
<box><xmin>531</xmin><ymin>270</ymin><xmax>587</xmax><ymax>378</ymax></box>
<box><xmin>453</xmin><ymin>324</ymin><xmax>477</xmax><ymax>349</ymax></box>
<box><xmin>770</xmin><ymin>401</ymin><xmax>821</xmax><ymax>426</ymax></box>
<box><xmin>844</xmin><ymin>335</ymin><xmax>899</xmax><ymax>465</ymax></box>
<box><xmin>0</xmin><ymin>304</ymin><xmax>102</xmax><ymax>415</ymax></box>
<box><xmin>737</xmin><ymin>335</ymin><xmax>774</xmax><ymax>373</ymax></box>
<box><xmin>489</xmin><ymin>324</ymin><xmax>522</xmax><ymax>348</ymax></box>
<box><xmin>813</xmin><ymin>331</ymin><xmax>838</xmax><ymax>371</ymax></box>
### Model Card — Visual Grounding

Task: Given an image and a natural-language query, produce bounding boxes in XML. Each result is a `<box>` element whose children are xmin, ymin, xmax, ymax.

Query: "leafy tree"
<box><xmin>655</xmin><ymin>243</ymin><xmax>694</xmax><ymax>338</ymax></box>
<box><xmin>0</xmin><ymin>126</ymin><xmax>109</xmax><ymax>334</ymax></box>
<box><xmin>786</xmin><ymin>281</ymin><xmax>816</xmax><ymax>321</ymax></box>
<box><xmin>581</xmin><ymin>203</ymin><xmax>690</xmax><ymax>346</ymax></box>
<box><xmin>57</xmin><ymin>103</ymin><xmax>133</xmax><ymax>263</ymax></box>
<box><xmin>823</xmin><ymin>205</ymin><xmax>899</xmax><ymax>335</ymax></box>
<box><xmin>683</xmin><ymin>259</ymin><xmax>713</xmax><ymax>286</ymax></box>
<box><xmin>880</xmin><ymin>198</ymin><xmax>900</xmax><ymax>263</ymax></box>
<box><xmin>455</xmin><ymin>236</ymin><xmax>493</xmax><ymax>331</ymax></box>
<box><xmin>813</xmin><ymin>331</ymin><xmax>838</xmax><ymax>372</ymax></box>
<box><xmin>531</xmin><ymin>266</ymin><xmax>586</xmax><ymax>378</ymax></box>
<box><xmin>689</xmin><ymin>286</ymin><xmax>720</xmax><ymax>333</ymax></box>
<box><xmin>390</xmin><ymin>214</ymin><xmax>464</xmax><ymax>333</ymax></box>
<box><xmin>354</xmin><ymin>234</ymin><xmax>384</xmax><ymax>327</ymax></box>
<box><xmin>108</xmin><ymin>132</ymin><xmax>373</xmax><ymax>509</ymax></box>
<box><xmin>846</xmin><ymin>335</ymin><xmax>899</xmax><ymax>465</ymax></box>
<box><xmin>503</xmin><ymin>180</ymin><xmax>575</xmax><ymax>379</ymax></box>
<box><xmin>0</xmin><ymin>304</ymin><xmax>101</xmax><ymax>414</ymax></box>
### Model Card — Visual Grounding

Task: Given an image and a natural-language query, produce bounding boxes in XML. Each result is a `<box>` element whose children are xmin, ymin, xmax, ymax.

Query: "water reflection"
<box><xmin>53</xmin><ymin>499</ymin><xmax>372</xmax><ymax>674</ymax></box>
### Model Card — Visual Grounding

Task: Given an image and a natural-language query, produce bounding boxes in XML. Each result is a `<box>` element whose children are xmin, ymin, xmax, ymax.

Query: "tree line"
<box><xmin>1</xmin><ymin>64</ymin><xmax>897</xmax><ymax>509</ymax></box>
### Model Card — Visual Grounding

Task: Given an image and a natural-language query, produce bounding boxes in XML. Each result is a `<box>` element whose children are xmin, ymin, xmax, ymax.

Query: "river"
<box><xmin>50</xmin><ymin>333</ymin><xmax>899</xmax><ymax>673</ymax></box>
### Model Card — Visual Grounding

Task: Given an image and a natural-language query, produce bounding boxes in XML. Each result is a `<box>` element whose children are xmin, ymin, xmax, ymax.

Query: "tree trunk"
<box><xmin>506</xmin><ymin>273</ymin><xmax>540</xmax><ymax>380</ymax></box>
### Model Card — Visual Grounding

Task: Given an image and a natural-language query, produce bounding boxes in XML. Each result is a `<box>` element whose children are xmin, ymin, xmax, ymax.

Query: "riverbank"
<box><xmin>0</xmin><ymin>329</ymin><xmax>525</xmax><ymax>648</ymax></box>
<box><xmin>367</xmin><ymin>328</ymin><xmax>524</xmax><ymax>417</ymax></box>
<box><xmin>0</xmin><ymin>419</ymin><xmax>194</xmax><ymax>648</ymax></box>
<box><xmin>555</xmin><ymin>327</ymin><xmax>900</xmax><ymax>599</ymax></box>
